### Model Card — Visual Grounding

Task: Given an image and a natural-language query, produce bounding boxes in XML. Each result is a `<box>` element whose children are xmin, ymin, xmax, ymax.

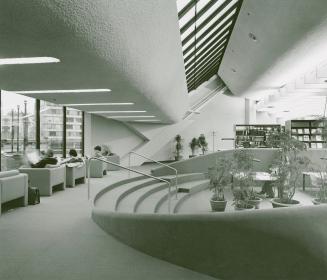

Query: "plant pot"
<box><xmin>312</xmin><ymin>198</ymin><xmax>327</xmax><ymax>205</ymax></box>
<box><xmin>234</xmin><ymin>203</ymin><xmax>254</xmax><ymax>211</ymax></box>
<box><xmin>248</xmin><ymin>197</ymin><xmax>263</xmax><ymax>209</ymax></box>
<box><xmin>271</xmin><ymin>198</ymin><xmax>300</xmax><ymax>208</ymax></box>
<box><xmin>210</xmin><ymin>199</ymin><xmax>227</xmax><ymax>212</ymax></box>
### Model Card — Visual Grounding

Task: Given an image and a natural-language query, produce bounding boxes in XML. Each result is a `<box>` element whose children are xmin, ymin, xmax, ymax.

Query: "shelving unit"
<box><xmin>235</xmin><ymin>124</ymin><xmax>282</xmax><ymax>148</ymax></box>
<box><xmin>290</xmin><ymin>120</ymin><xmax>326</xmax><ymax>148</ymax></box>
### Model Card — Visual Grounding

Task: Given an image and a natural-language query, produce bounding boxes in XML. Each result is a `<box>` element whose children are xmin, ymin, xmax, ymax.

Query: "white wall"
<box><xmin>84</xmin><ymin>114</ymin><xmax>145</xmax><ymax>158</ymax></box>
<box><xmin>152</xmin><ymin>93</ymin><xmax>246</xmax><ymax>160</ymax></box>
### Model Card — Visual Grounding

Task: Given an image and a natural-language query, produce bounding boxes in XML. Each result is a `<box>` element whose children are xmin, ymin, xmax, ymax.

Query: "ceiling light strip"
<box><xmin>89</xmin><ymin>111</ymin><xmax>146</xmax><ymax>113</ymax></box>
<box><xmin>62</xmin><ymin>102</ymin><xmax>134</xmax><ymax>106</ymax></box>
<box><xmin>0</xmin><ymin>57</ymin><xmax>60</xmax><ymax>65</ymax></box>
<box><xmin>11</xmin><ymin>89</ymin><xmax>111</xmax><ymax>94</ymax></box>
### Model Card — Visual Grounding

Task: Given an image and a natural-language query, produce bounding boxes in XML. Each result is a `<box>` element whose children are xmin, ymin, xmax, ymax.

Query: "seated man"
<box><xmin>93</xmin><ymin>145</ymin><xmax>103</xmax><ymax>158</ymax></box>
<box><xmin>66</xmin><ymin>149</ymin><xmax>83</xmax><ymax>164</ymax></box>
<box><xmin>31</xmin><ymin>149</ymin><xmax>58</xmax><ymax>168</ymax></box>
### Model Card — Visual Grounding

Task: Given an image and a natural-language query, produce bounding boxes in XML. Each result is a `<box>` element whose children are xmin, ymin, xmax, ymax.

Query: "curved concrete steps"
<box><xmin>117</xmin><ymin>173</ymin><xmax>207</xmax><ymax>213</ymax></box>
<box><xmin>95</xmin><ymin>177</ymin><xmax>155</xmax><ymax>211</ymax></box>
<box><xmin>157</xmin><ymin>179</ymin><xmax>210</xmax><ymax>214</ymax></box>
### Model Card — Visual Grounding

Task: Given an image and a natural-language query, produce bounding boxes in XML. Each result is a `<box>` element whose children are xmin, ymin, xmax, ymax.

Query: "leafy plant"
<box><xmin>230</xmin><ymin>149</ymin><xmax>255</xmax><ymax>208</ymax></box>
<box><xmin>198</xmin><ymin>134</ymin><xmax>208</xmax><ymax>155</ymax></box>
<box><xmin>208</xmin><ymin>157</ymin><xmax>233</xmax><ymax>201</ymax></box>
<box><xmin>174</xmin><ymin>134</ymin><xmax>183</xmax><ymax>160</ymax></box>
<box><xmin>189</xmin><ymin>137</ymin><xmax>199</xmax><ymax>156</ymax></box>
<box><xmin>268</xmin><ymin>131</ymin><xmax>310</xmax><ymax>203</ymax></box>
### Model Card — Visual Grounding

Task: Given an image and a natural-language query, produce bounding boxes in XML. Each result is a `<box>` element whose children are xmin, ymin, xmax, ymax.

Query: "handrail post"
<box><xmin>129</xmin><ymin>151</ymin><xmax>178</xmax><ymax>213</ymax></box>
<box><xmin>128</xmin><ymin>153</ymin><xmax>131</xmax><ymax>178</ymax></box>
<box><xmin>175</xmin><ymin>171</ymin><xmax>178</xmax><ymax>199</ymax></box>
<box><xmin>168</xmin><ymin>183</ymin><xmax>171</xmax><ymax>213</ymax></box>
<box><xmin>87</xmin><ymin>157</ymin><xmax>171</xmax><ymax>213</ymax></box>
<box><xmin>87</xmin><ymin>158</ymin><xmax>91</xmax><ymax>200</ymax></box>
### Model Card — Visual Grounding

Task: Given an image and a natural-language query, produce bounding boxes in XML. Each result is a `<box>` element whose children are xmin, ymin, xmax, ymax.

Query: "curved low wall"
<box><xmin>151</xmin><ymin>148</ymin><xmax>327</xmax><ymax>177</ymax></box>
<box><xmin>152</xmin><ymin>148</ymin><xmax>277</xmax><ymax>176</ymax></box>
<box><xmin>92</xmin><ymin>205</ymin><xmax>327</xmax><ymax>280</ymax></box>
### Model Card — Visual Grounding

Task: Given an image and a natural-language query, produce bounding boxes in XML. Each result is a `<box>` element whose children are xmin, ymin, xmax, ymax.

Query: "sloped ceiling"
<box><xmin>218</xmin><ymin>0</ymin><xmax>327</xmax><ymax>98</ymax></box>
<box><xmin>0</xmin><ymin>0</ymin><xmax>188</xmax><ymax>123</ymax></box>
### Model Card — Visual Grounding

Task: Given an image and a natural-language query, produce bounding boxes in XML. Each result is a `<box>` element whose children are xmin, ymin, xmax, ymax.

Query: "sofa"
<box><xmin>104</xmin><ymin>155</ymin><xmax>120</xmax><ymax>171</ymax></box>
<box><xmin>66</xmin><ymin>163</ymin><xmax>86</xmax><ymax>187</ymax></box>
<box><xmin>19</xmin><ymin>165</ymin><xmax>66</xmax><ymax>196</ymax></box>
<box><xmin>0</xmin><ymin>170</ymin><xmax>28</xmax><ymax>215</ymax></box>
<box><xmin>86</xmin><ymin>159</ymin><xmax>107</xmax><ymax>178</ymax></box>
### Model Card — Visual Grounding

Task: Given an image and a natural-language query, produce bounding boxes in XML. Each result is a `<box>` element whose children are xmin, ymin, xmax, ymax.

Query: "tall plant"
<box><xmin>209</xmin><ymin>157</ymin><xmax>233</xmax><ymax>201</ymax></box>
<box><xmin>198</xmin><ymin>134</ymin><xmax>208</xmax><ymax>155</ymax></box>
<box><xmin>231</xmin><ymin>149</ymin><xmax>255</xmax><ymax>208</ymax></box>
<box><xmin>189</xmin><ymin>137</ymin><xmax>199</xmax><ymax>156</ymax></box>
<box><xmin>174</xmin><ymin>134</ymin><xmax>183</xmax><ymax>160</ymax></box>
<box><xmin>268</xmin><ymin>131</ymin><xmax>310</xmax><ymax>203</ymax></box>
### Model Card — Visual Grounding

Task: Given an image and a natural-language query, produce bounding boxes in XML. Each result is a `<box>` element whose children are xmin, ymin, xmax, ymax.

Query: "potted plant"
<box><xmin>268</xmin><ymin>131</ymin><xmax>310</xmax><ymax>208</ymax></box>
<box><xmin>231</xmin><ymin>149</ymin><xmax>256</xmax><ymax>210</ymax></box>
<box><xmin>198</xmin><ymin>134</ymin><xmax>208</xmax><ymax>155</ymax></box>
<box><xmin>174</xmin><ymin>134</ymin><xmax>183</xmax><ymax>161</ymax></box>
<box><xmin>189</xmin><ymin>137</ymin><xmax>199</xmax><ymax>158</ymax></box>
<box><xmin>208</xmin><ymin>157</ymin><xmax>233</xmax><ymax>212</ymax></box>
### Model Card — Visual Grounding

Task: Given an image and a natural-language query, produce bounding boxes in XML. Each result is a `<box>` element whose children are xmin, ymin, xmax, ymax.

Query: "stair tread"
<box><xmin>137</xmin><ymin>179</ymin><xmax>210</xmax><ymax>214</ymax></box>
<box><xmin>95</xmin><ymin>178</ymin><xmax>154</xmax><ymax>210</ymax></box>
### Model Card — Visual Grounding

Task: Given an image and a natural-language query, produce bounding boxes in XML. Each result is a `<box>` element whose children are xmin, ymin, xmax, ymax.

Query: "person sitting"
<box><xmin>31</xmin><ymin>149</ymin><xmax>58</xmax><ymax>168</ymax></box>
<box><xmin>101</xmin><ymin>144</ymin><xmax>115</xmax><ymax>156</ymax></box>
<box><xmin>61</xmin><ymin>149</ymin><xmax>83</xmax><ymax>164</ymax></box>
<box><xmin>93</xmin><ymin>145</ymin><xmax>103</xmax><ymax>158</ymax></box>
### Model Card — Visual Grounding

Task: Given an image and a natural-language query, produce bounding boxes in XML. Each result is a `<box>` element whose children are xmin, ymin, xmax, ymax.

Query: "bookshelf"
<box><xmin>235</xmin><ymin>124</ymin><xmax>282</xmax><ymax>148</ymax></box>
<box><xmin>290</xmin><ymin>120</ymin><xmax>326</xmax><ymax>148</ymax></box>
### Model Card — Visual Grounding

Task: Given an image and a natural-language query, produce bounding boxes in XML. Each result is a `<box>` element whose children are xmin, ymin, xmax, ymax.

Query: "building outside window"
<box><xmin>66</xmin><ymin>108</ymin><xmax>83</xmax><ymax>156</ymax></box>
<box><xmin>40</xmin><ymin>101</ymin><xmax>63</xmax><ymax>157</ymax></box>
<box><xmin>1</xmin><ymin>91</ymin><xmax>36</xmax><ymax>170</ymax></box>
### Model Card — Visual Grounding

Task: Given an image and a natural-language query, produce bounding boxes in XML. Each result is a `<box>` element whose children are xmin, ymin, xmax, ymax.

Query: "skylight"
<box><xmin>176</xmin><ymin>0</ymin><xmax>243</xmax><ymax>91</ymax></box>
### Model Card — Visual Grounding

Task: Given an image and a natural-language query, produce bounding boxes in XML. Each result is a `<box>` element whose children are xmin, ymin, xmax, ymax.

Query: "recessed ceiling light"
<box><xmin>248</xmin><ymin>32</ymin><xmax>257</xmax><ymax>41</ymax></box>
<box><xmin>90</xmin><ymin>110</ymin><xmax>146</xmax><ymax>113</ymax></box>
<box><xmin>0</xmin><ymin>57</ymin><xmax>60</xmax><ymax>65</ymax></box>
<box><xmin>283</xmin><ymin>110</ymin><xmax>290</xmax><ymax>112</ymax></box>
<box><xmin>10</xmin><ymin>89</ymin><xmax>111</xmax><ymax>94</ymax></box>
<box><xmin>231</xmin><ymin>68</ymin><xmax>237</xmax><ymax>73</ymax></box>
<box><xmin>267</xmin><ymin>106</ymin><xmax>275</xmax><ymax>108</ymax></box>
<box><xmin>107</xmin><ymin>116</ymin><xmax>155</xmax><ymax>118</ymax></box>
<box><xmin>63</xmin><ymin>102</ymin><xmax>134</xmax><ymax>106</ymax></box>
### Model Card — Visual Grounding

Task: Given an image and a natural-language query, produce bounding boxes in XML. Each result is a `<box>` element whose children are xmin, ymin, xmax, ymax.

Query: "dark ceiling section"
<box><xmin>177</xmin><ymin>0</ymin><xmax>243</xmax><ymax>91</ymax></box>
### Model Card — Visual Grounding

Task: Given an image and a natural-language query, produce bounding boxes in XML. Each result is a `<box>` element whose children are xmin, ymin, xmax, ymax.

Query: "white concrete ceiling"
<box><xmin>218</xmin><ymin>0</ymin><xmax>327</xmax><ymax>98</ymax></box>
<box><xmin>0</xmin><ymin>0</ymin><xmax>188</xmax><ymax>123</ymax></box>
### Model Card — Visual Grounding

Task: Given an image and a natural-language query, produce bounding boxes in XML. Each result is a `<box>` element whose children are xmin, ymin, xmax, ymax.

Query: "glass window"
<box><xmin>40</xmin><ymin>101</ymin><xmax>63</xmax><ymax>157</ymax></box>
<box><xmin>1</xmin><ymin>91</ymin><xmax>36</xmax><ymax>170</ymax></box>
<box><xmin>66</xmin><ymin>108</ymin><xmax>83</xmax><ymax>156</ymax></box>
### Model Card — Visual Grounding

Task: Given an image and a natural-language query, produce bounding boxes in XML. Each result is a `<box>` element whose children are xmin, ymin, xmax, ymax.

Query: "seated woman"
<box><xmin>31</xmin><ymin>149</ymin><xmax>58</xmax><ymax>168</ymax></box>
<box><xmin>101</xmin><ymin>144</ymin><xmax>115</xmax><ymax>156</ymax></box>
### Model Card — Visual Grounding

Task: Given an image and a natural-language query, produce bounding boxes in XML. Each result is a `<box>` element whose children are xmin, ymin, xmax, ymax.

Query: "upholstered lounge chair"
<box><xmin>0</xmin><ymin>170</ymin><xmax>28</xmax><ymax>215</ymax></box>
<box><xmin>19</xmin><ymin>165</ymin><xmax>66</xmax><ymax>196</ymax></box>
<box><xmin>66</xmin><ymin>163</ymin><xmax>86</xmax><ymax>187</ymax></box>
<box><xmin>86</xmin><ymin>159</ymin><xmax>107</xmax><ymax>178</ymax></box>
<box><xmin>104</xmin><ymin>154</ymin><xmax>120</xmax><ymax>171</ymax></box>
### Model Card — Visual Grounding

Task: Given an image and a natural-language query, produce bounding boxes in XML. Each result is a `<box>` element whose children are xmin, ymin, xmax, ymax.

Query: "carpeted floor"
<box><xmin>0</xmin><ymin>167</ymin><xmax>217</xmax><ymax>280</ymax></box>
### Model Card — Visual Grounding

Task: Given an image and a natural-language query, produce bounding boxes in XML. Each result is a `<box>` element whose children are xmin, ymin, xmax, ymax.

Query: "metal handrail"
<box><xmin>87</xmin><ymin>157</ymin><xmax>172</xmax><ymax>213</ymax></box>
<box><xmin>128</xmin><ymin>151</ymin><xmax>178</xmax><ymax>197</ymax></box>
